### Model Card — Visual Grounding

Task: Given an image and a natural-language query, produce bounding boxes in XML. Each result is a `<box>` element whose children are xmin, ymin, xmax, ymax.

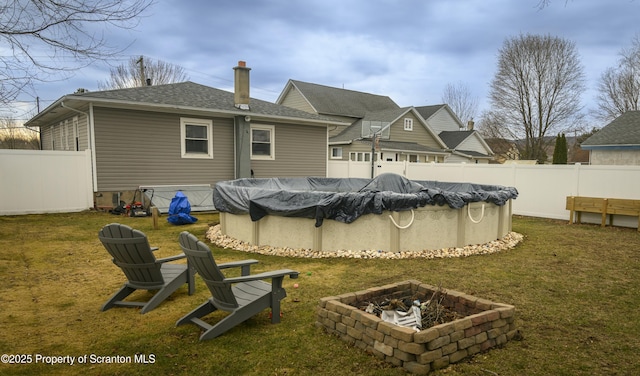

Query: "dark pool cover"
<box><xmin>213</xmin><ymin>173</ymin><xmax>518</xmax><ymax>227</ymax></box>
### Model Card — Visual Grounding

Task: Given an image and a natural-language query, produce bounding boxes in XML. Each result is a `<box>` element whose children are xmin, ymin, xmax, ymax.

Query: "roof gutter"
<box><xmin>451</xmin><ymin>150</ymin><xmax>493</xmax><ymax>159</ymax></box>
<box><xmin>580</xmin><ymin>144</ymin><xmax>640</xmax><ymax>150</ymax></box>
<box><xmin>60</xmin><ymin>101</ymin><xmax>87</xmax><ymax>116</ymax></box>
<box><xmin>24</xmin><ymin>97</ymin><xmax>66</xmax><ymax>126</ymax></box>
<box><xmin>382</xmin><ymin>147</ymin><xmax>449</xmax><ymax>155</ymax></box>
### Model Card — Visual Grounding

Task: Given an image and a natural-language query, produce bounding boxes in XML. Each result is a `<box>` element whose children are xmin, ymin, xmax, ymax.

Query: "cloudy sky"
<box><xmin>8</xmin><ymin>0</ymin><xmax>640</xmax><ymax>127</ymax></box>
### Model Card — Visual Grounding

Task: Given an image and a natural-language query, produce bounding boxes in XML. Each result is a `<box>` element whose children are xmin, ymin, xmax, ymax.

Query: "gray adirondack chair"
<box><xmin>176</xmin><ymin>231</ymin><xmax>299</xmax><ymax>340</ymax></box>
<box><xmin>98</xmin><ymin>223</ymin><xmax>195</xmax><ymax>314</ymax></box>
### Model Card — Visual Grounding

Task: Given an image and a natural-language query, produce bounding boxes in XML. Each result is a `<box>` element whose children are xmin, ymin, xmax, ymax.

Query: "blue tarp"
<box><xmin>167</xmin><ymin>191</ymin><xmax>198</xmax><ymax>225</ymax></box>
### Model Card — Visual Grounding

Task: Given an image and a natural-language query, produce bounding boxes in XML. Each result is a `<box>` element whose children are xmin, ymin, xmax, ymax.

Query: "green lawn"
<box><xmin>0</xmin><ymin>212</ymin><xmax>639</xmax><ymax>375</ymax></box>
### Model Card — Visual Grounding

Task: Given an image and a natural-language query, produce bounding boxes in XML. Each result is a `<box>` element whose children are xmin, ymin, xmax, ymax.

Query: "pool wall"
<box><xmin>219</xmin><ymin>199</ymin><xmax>512</xmax><ymax>252</ymax></box>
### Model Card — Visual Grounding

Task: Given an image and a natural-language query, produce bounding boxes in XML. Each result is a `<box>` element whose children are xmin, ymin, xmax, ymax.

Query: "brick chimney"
<box><xmin>467</xmin><ymin>120</ymin><xmax>475</xmax><ymax>131</ymax></box>
<box><xmin>233</xmin><ymin>61</ymin><xmax>251</xmax><ymax>110</ymax></box>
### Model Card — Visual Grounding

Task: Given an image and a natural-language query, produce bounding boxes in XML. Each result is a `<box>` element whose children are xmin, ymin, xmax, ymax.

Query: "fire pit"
<box><xmin>316</xmin><ymin>280</ymin><xmax>517</xmax><ymax>374</ymax></box>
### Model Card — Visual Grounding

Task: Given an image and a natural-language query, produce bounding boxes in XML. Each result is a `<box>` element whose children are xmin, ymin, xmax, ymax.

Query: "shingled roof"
<box><xmin>415</xmin><ymin>104</ymin><xmax>446</xmax><ymax>120</ymax></box>
<box><xmin>28</xmin><ymin>81</ymin><xmax>344</xmax><ymax>127</ymax></box>
<box><xmin>377</xmin><ymin>140</ymin><xmax>447</xmax><ymax>153</ymax></box>
<box><xmin>582</xmin><ymin>111</ymin><xmax>640</xmax><ymax>147</ymax></box>
<box><xmin>438</xmin><ymin>130</ymin><xmax>474</xmax><ymax>149</ymax></box>
<box><xmin>285</xmin><ymin>80</ymin><xmax>399</xmax><ymax>118</ymax></box>
<box><xmin>72</xmin><ymin>81</ymin><xmax>239</xmax><ymax>107</ymax></box>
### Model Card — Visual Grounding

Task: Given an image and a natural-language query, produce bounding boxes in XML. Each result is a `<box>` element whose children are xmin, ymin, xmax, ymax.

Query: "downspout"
<box><xmin>60</xmin><ymin>101</ymin><xmax>97</xmax><ymax>192</ymax></box>
<box><xmin>233</xmin><ymin>61</ymin><xmax>252</xmax><ymax>178</ymax></box>
<box><xmin>233</xmin><ymin>119</ymin><xmax>237</xmax><ymax>179</ymax></box>
<box><xmin>326</xmin><ymin>124</ymin><xmax>329</xmax><ymax>178</ymax></box>
<box><xmin>234</xmin><ymin>115</ymin><xmax>251</xmax><ymax>178</ymax></box>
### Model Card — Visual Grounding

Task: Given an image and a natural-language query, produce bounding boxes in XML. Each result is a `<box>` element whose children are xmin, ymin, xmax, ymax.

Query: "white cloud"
<box><xmin>8</xmin><ymin>0</ymin><xmax>640</xmax><ymax>125</ymax></box>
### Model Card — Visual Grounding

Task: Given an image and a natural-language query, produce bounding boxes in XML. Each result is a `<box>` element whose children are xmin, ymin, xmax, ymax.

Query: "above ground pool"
<box><xmin>213</xmin><ymin>173</ymin><xmax>518</xmax><ymax>253</ymax></box>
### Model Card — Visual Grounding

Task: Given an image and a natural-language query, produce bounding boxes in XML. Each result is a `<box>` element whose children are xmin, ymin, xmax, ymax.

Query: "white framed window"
<box><xmin>408</xmin><ymin>154</ymin><xmax>419</xmax><ymax>163</ymax></box>
<box><xmin>331</xmin><ymin>147</ymin><xmax>343</xmax><ymax>159</ymax></box>
<box><xmin>404</xmin><ymin>118</ymin><xmax>413</xmax><ymax>131</ymax></box>
<box><xmin>349</xmin><ymin>152</ymin><xmax>371</xmax><ymax>162</ymax></box>
<box><xmin>251</xmin><ymin>125</ymin><xmax>275</xmax><ymax>160</ymax></box>
<box><xmin>180</xmin><ymin>118</ymin><xmax>213</xmax><ymax>159</ymax></box>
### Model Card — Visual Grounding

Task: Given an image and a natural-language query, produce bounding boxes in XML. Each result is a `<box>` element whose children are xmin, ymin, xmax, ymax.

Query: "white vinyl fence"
<box><xmin>0</xmin><ymin>149</ymin><xmax>93</xmax><ymax>215</ymax></box>
<box><xmin>329</xmin><ymin>160</ymin><xmax>640</xmax><ymax>228</ymax></box>
<box><xmin>2</xmin><ymin>149</ymin><xmax>639</xmax><ymax>228</ymax></box>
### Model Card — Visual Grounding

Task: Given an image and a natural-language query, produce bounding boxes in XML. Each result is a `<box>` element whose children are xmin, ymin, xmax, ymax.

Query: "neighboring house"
<box><xmin>25</xmin><ymin>62</ymin><xmax>347</xmax><ymax>208</ymax></box>
<box><xmin>277</xmin><ymin>80</ymin><xmax>493</xmax><ymax>164</ymax></box>
<box><xmin>539</xmin><ymin>134</ymin><xmax>590</xmax><ymax>165</ymax></box>
<box><xmin>438</xmin><ymin>130</ymin><xmax>494</xmax><ymax>163</ymax></box>
<box><xmin>277</xmin><ymin>79</ymin><xmax>399</xmax><ymax>138</ymax></box>
<box><xmin>329</xmin><ymin>107</ymin><xmax>450</xmax><ymax>164</ymax></box>
<box><xmin>414</xmin><ymin>104</ymin><xmax>462</xmax><ymax>134</ymax></box>
<box><xmin>581</xmin><ymin>111</ymin><xmax>640</xmax><ymax>165</ymax></box>
<box><xmin>484</xmin><ymin>138</ymin><xmax>521</xmax><ymax>164</ymax></box>
<box><xmin>415</xmin><ymin>105</ymin><xmax>493</xmax><ymax>164</ymax></box>
<box><xmin>567</xmin><ymin>136</ymin><xmax>590</xmax><ymax>164</ymax></box>
<box><xmin>484</xmin><ymin>134</ymin><xmax>588</xmax><ymax>165</ymax></box>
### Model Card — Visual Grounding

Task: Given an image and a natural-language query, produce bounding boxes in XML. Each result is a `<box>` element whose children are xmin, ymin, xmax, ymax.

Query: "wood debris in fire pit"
<box><xmin>358</xmin><ymin>284</ymin><xmax>464</xmax><ymax>329</ymax></box>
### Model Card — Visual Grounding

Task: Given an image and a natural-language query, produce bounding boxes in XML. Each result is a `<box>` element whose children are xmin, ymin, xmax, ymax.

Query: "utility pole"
<box><xmin>136</xmin><ymin>56</ymin><xmax>146</xmax><ymax>86</ymax></box>
<box><xmin>370</xmin><ymin>132</ymin><xmax>381</xmax><ymax>178</ymax></box>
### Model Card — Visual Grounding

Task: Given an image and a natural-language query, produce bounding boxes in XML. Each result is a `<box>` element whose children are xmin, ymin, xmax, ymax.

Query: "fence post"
<box><xmin>152</xmin><ymin>207</ymin><xmax>159</xmax><ymax>230</ymax></box>
<box><xmin>574</xmin><ymin>163</ymin><xmax>581</xmax><ymax>197</ymax></box>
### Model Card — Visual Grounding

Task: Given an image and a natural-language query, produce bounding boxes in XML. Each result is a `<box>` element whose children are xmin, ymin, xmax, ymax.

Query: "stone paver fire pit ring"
<box><xmin>316</xmin><ymin>280</ymin><xmax>518</xmax><ymax>374</ymax></box>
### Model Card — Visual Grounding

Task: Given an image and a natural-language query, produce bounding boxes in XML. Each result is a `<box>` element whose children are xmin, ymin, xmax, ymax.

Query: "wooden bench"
<box><xmin>566</xmin><ymin>196</ymin><xmax>640</xmax><ymax>231</ymax></box>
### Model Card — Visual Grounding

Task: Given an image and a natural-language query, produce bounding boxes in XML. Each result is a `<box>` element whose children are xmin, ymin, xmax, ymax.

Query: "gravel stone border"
<box><xmin>206</xmin><ymin>225</ymin><xmax>524</xmax><ymax>259</ymax></box>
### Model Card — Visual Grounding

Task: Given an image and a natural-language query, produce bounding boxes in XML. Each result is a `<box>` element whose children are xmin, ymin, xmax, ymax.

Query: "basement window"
<box><xmin>181</xmin><ymin>118</ymin><xmax>213</xmax><ymax>159</ymax></box>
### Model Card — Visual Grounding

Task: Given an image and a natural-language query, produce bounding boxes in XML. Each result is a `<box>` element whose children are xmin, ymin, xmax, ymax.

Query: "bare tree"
<box><xmin>441</xmin><ymin>81</ymin><xmax>479</xmax><ymax>127</ymax></box>
<box><xmin>594</xmin><ymin>34</ymin><xmax>640</xmax><ymax>122</ymax></box>
<box><xmin>0</xmin><ymin>0</ymin><xmax>153</xmax><ymax>105</ymax></box>
<box><xmin>476</xmin><ymin>110</ymin><xmax>518</xmax><ymax>161</ymax></box>
<box><xmin>98</xmin><ymin>56</ymin><xmax>189</xmax><ymax>90</ymax></box>
<box><xmin>0</xmin><ymin>117</ymin><xmax>40</xmax><ymax>149</ymax></box>
<box><xmin>489</xmin><ymin>33</ymin><xmax>585</xmax><ymax>163</ymax></box>
<box><xmin>477</xmin><ymin>110</ymin><xmax>509</xmax><ymax>139</ymax></box>
<box><xmin>536</xmin><ymin>0</ymin><xmax>573</xmax><ymax>9</ymax></box>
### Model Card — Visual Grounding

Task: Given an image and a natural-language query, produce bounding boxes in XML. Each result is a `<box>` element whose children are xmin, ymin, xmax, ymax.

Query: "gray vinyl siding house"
<box><xmin>250</xmin><ymin>121</ymin><xmax>328</xmax><ymax>178</ymax></box>
<box><xmin>90</xmin><ymin>108</ymin><xmax>236</xmax><ymax>190</ymax></box>
<box><xmin>581</xmin><ymin>111</ymin><xmax>640</xmax><ymax>165</ymax></box>
<box><xmin>329</xmin><ymin>107</ymin><xmax>449</xmax><ymax>163</ymax></box>
<box><xmin>415</xmin><ymin>104</ymin><xmax>463</xmax><ymax>134</ymax></box>
<box><xmin>277</xmin><ymin>80</ymin><xmax>400</xmax><ymax>138</ymax></box>
<box><xmin>277</xmin><ymin>80</ymin><xmax>493</xmax><ymax>164</ymax></box>
<box><xmin>27</xmin><ymin>63</ymin><xmax>346</xmax><ymax>207</ymax></box>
